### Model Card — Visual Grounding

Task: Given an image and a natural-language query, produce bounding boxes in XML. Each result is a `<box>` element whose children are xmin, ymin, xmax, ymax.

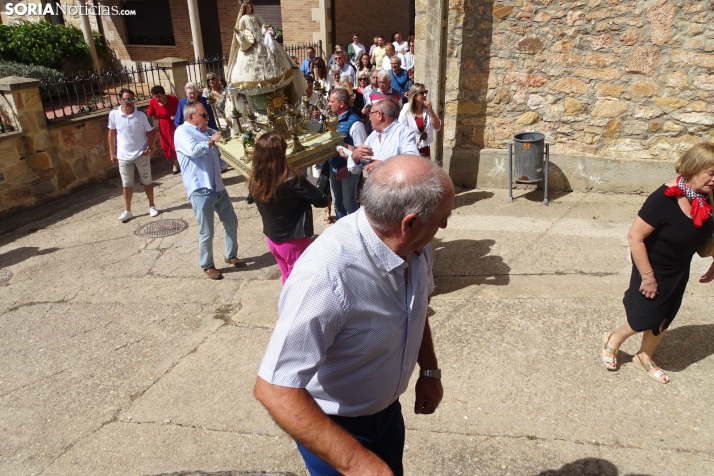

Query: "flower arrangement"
<box><xmin>264</xmin><ymin>24</ymin><xmax>283</xmax><ymax>40</ymax></box>
<box><xmin>241</xmin><ymin>123</ymin><xmax>255</xmax><ymax>146</ymax></box>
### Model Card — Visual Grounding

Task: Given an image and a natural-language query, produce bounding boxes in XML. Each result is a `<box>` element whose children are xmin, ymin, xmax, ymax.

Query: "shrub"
<box><xmin>0</xmin><ymin>20</ymin><xmax>91</xmax><ymax>70</ymax></box>
<box><xmin>0</xmin><ymin>61</ymin><xmax>63</xmax><ymax>81</ymax></box>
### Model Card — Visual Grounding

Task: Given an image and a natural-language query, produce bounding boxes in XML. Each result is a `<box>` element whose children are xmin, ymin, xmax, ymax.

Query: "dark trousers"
<box><xmin>296</xmin><ymin>400</ymin><xmax>405</xmax><ymax>476</ymax></box>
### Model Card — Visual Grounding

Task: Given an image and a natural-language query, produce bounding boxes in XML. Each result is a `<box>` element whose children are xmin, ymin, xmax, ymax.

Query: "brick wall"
<box><xmin>281</xmin><ymin>0</ymin><xmax>322</xmax><ymax>45</ymax></box>
<box><xmin>439</xmin><ymin>0</ymin><xmax>714</xmax><ymax>164</ymax></box>
<box><xmin>333</xmin><ymin>0</ymin><xmax>412</xmax><ymax>56</ymax></box>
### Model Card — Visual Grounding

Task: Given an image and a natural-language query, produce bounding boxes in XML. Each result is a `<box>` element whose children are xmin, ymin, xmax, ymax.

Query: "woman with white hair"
<box><xmin>174</xmin><ymin>82</ymin><xmax>218</xmax><ymax>130</ymax></box>
<box><xmin>398</xmin><ymin>83</ymin><xmax>441</xmax><ymax>158</ymax></box>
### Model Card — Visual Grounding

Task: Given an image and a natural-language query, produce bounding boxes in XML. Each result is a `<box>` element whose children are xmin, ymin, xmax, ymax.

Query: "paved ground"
<box><xmin>1</xmin><ymin>165</ymin><xmax>713</xmax><ymax>476</ymax></box>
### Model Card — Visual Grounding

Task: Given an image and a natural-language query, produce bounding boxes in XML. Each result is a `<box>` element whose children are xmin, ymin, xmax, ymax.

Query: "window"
<box><xmin>123</xmin><ymin>0</ymin><xmax>175</xmax><ymax>46</ymax></box>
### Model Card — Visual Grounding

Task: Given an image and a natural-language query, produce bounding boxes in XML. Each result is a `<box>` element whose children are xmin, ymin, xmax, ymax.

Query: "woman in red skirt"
<box><xmin>148</xmin><ymin>85</ymin><xmax>179</xmax><ymax>173</ymax></box>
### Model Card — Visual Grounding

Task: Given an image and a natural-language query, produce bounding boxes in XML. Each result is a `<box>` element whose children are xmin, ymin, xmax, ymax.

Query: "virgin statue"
<box><xmin>226</xmin><ymin>1</ymin><xmax>306</xmax><ymax>111</ymax></box>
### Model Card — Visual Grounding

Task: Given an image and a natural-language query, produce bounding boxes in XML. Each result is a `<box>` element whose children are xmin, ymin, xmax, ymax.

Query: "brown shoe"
<box><xmin>203</xmin><ymin>267</ymin><xmax>223</xmax><ymax>280</ymax></box>
<box><xmin>224</xmin><ymin>257</ymin><xmax>246</xmax><ymax>267</ymax></box>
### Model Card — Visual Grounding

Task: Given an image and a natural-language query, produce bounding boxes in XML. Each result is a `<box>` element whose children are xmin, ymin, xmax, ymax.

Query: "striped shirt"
<box><xmin>258</xmin><ymin>209</ymin><xmax>435</xmax><ymax>417</ymax></box>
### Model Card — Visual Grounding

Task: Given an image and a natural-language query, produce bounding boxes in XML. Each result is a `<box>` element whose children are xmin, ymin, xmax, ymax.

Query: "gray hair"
<box><xmin>329</xmin><ymin>64</ymin><xmax>341</xmax><ymax>74</ymax></box>
<box><xmin>361</xmin><ymin>159</ymin><xmax>448</xmax><ymax>232</ymax></box>
<box><xmin>372</xmin><ymin>98</ymin><xmax>399</xmax><ymax>119</ymax></box>
<box><xmin>330</xmin><ymin>87</ymin><xmax>351</xmax><ymax>105</ymax></box>
<box><xmin>183</xmin><ymin>101</ymin><xmax>202</xmax><ymax>121</ymax></box>
<box><xmin>184</xmin><ymin>81</ymin><xmax>199</xmax><ymax>93</ymax></box>
<box><xmin>377</xmin><ymin>69</ymin><xmax>391</xmax><ymax>83</ymax></box>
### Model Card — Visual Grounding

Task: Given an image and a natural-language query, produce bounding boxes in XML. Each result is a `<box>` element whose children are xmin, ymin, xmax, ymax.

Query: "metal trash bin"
<box><xmin>508</xmin><ymin>132</ymin><xmax>550</xmax><ymax>205</ymax></box>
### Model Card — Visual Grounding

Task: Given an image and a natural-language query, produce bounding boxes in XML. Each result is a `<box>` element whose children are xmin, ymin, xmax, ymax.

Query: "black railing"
<box><xmin>186</xmin><ymin>41</ymin><xmax>323</xmax><ymax>87</ymax></box>
<box><xmin>40</xmin><ymin>64</ymin><xmax>165</xmax><ymax>120</ymax></box>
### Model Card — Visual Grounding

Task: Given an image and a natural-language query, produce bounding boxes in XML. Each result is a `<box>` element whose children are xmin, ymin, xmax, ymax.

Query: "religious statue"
<box><xmin>225</xmin><ymin>1</ymin><xmax>306</xmax><ymax>115</ymax></box>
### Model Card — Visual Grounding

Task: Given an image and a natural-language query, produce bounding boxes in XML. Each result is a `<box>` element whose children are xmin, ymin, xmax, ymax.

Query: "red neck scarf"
<box><xmin>664</xmin><ymin>176</ymin><xmax>712</xmax><ymax>227</ymax></box>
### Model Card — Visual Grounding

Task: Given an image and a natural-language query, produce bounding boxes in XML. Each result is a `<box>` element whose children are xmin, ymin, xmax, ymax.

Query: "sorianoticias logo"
<box><xmin>3</xmin><ymin>1</ymin><xmax>136</xmax><ymax>17</ymax></box>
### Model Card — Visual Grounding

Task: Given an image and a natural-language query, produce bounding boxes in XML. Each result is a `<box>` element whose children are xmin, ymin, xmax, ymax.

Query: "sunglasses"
<box><xmin>358</xmin><ymin>78</ymin><xmax>369</xmax><ymax>81</ymax></box>
<box><xmin>197</xmin><ymin>113</ymin><xmax>208</xmax><ymax>118</ymax></box>
<box><xmin>121</xmin><ymin>97</ymin><xmax>137</xmax><ymax>103</ymax></box>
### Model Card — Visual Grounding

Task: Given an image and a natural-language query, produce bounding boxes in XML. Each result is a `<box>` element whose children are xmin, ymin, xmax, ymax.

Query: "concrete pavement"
<box><xmin>1</xmin><ymin>166</ymin><xmax>713</xmax><ymax>475</ymax></box>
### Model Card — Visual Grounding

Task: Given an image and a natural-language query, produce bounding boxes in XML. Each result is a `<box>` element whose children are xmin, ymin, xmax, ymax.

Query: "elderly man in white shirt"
<box><xmin>351</xmin><ymin>99</ymin><xmax>419</xmax><ymax>174</ymax></box>
<box><xmin>255</xmin><ymin>155</ymin><xmax>454</xmax><ymax>476</ymax></box>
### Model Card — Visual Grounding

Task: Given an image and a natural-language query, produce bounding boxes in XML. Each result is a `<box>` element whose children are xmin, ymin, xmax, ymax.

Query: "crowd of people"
<box><xmin>105</xmin><ymin>22</ymin><xmax>714</xmax><ymax>474</ymax></box>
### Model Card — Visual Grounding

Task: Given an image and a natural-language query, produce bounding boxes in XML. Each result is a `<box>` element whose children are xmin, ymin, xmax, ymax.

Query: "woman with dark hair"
<box><xmin>311</xmin><ymin>56</ymin><xmax>328</xmax><ymax>84</ymax></box>
<box><xmin>249</xmin><ymin>131</ymin><xmax>329</xmax><ymax>283</ymax></box>
<box><xmin>147</xmin><ymin>85</ymin><xmax>179</xmax><ymax>173</ymax></box>
<box><xmin>356</xmin><ymin>53</ymin><xmax>372</xmax><ymax>75</ymax></box>
<box><xmin>602</xmin><ymin>143</ymin><xmax>714</xmax><ymax>383</ymax></box>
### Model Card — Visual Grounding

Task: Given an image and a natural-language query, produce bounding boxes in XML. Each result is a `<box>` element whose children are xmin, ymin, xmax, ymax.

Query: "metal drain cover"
<box><xmin>0</xmin><ymin>268</ymin><xmax>12</xmax><ymax>286</ymax></box>
<box><xmin>135</xmin><ymin>219</ymin><xmax>188</xmax><ymax>238</ymax></box>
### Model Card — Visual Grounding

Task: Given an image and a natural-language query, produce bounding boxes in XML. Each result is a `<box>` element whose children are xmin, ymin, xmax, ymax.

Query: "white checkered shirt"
<box><xmin>258</xmin><ymin>208</ymin><xmax>435</xmax><ymax>417</ymax></box>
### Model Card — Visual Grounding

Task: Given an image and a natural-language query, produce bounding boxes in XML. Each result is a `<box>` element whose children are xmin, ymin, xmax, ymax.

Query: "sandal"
<box><xmin>632</xmin><ymin>354</ymin><xmax>669</xmax><ymax>384</ymax></box>
<box><xmin>601</xmin><ymin>332</ymin><xmax>618</xmax><ymax>371</ymax></box>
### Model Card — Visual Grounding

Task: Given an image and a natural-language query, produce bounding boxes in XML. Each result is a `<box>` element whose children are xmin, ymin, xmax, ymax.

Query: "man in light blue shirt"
<box><xmin>255</xmin><ymin>155</ymin><xmax>454</xmax><ymax>475</ymax></box>
<box><xmin>301</xmin><ymin>46</ymin><xmax>316</xmax><ymax>75</ymax></box>
<box><xmin>174</xmin><ymin>102</ymin><xmax>244</xmax><ymax>280</ymax></box>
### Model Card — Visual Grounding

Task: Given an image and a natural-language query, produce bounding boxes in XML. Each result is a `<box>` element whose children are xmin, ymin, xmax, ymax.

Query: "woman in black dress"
<box><xmin>602</xmin><ymin>143</ymin><xmax>714</xmax><ymax>383</ymax></box>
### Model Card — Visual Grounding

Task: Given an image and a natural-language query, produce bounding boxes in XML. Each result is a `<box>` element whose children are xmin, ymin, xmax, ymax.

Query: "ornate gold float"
<box><xmin>216</xmin><ymin>130</ymin><xmax>345</xmax><ymax>178</ymax></box>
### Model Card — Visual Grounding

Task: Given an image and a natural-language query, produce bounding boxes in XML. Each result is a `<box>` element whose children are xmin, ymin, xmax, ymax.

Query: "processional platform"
<box><xmin>216</xmin><ymin>131</ymin><xmax>346</xmax><ymax>179</ymax></box>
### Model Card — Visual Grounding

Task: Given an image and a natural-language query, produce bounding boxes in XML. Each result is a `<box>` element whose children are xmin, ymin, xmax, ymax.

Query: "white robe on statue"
<box><xmin>226</xmin><ymin>11</ymin><xmax>306</xmax><ymax>103</ymax></box>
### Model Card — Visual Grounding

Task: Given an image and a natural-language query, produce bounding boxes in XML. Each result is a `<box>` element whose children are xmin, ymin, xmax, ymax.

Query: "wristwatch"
<box><xmin>419</xmin><ymin>369</ymin><xmax>441</xmax><ymax>379</ymax></box>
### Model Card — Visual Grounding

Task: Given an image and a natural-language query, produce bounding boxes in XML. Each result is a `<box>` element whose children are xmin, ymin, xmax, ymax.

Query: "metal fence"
<box><xmin>39</xmin><ymin>41</ymin><xmax>323</xmax><ymax>121</ymax></box>
<box><xmin>40</xmin><ymin>64</ymin><xmax>164</xmax><ymax>120</ymax></box>
<box><xmin>185</xmin><ymin>41</ymin><xmax>323</xmax><ymax>89</ymax></box>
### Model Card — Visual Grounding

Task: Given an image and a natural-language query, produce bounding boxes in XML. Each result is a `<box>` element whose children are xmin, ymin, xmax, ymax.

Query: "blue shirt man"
<box><xmin>388</xmin><ymin>57</ymin><xmax>412</xmax><ymax>98</ymax></box>
<box><xmin>326</xmin><ymin>88</ymin><xmax>366</xmax><ymax>219</ymax></box>
<box><xmin>301</xmin><ymin>47</ymin><xmax>317</xmax><ymax>75</ymax></box>
<box><xmin>173</xmin><ymin>102</ymin><xmax>243</xmax><ymax>280</ymax></box>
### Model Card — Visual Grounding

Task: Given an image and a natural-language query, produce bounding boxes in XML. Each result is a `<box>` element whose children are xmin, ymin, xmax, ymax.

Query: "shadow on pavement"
<box><xmin>223</xmin><ymin>251</ymin><xmax>276</xmax><ymax>274</ymax></box>
<box><xmin>453</xmin><ymin>189</ymin><xmax>495</xmax><ymax>209</ymax></box>
<box><xmin>0</xmin><ymin>246</ymin><xmax>60</xmax><ymax>268</ymax></box>
<box><xmin>653</xmin><ymin>323</ymin><xmax>714</xmax><ymax>372</ymax></box>
<box><xmin>431</xmin><ymin>238</ymin><xmax>510</xmax><ymax>296</ymax></box>
<box><xmin>537</xmin><ymin>457</ymin><xmax>650</xmax><ymax>476</ymax></box>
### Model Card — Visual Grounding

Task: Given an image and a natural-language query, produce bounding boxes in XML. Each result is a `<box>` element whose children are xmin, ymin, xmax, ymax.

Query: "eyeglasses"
<box><xmin>197</xmin><ymin>113</ymin><xmax>208</xmax><ymax>118</ymax></box>
<box><xmin>358</xmin><ymin>78</ymin><xmax>369</xmax><ymax>81</ymax></box>
<box><xmin>121</xmin><ymin>97</ymin><xmax>137</xmax><ymax>103</ymax></box>
<box><xmin>369</xmin><ymin>111</ymin><xmax>381</xmax><ymax>116</ymax></box>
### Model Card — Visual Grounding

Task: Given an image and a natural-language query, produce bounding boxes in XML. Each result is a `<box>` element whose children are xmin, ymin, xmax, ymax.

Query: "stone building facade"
<box><xmin>417</xmin><ymin>0</ymin><xmax>714</xmax><ymax>191</ymax></box>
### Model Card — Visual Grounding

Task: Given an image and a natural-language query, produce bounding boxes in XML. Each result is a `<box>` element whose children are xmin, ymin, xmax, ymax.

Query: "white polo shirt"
<box><xmin>108</xmin><ymin>107</ymin><xmax>153</xmax><ymax>162</ymax></box>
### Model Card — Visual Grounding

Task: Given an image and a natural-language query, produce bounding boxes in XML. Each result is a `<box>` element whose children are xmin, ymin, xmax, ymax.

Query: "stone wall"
<box><xmin>0</xmin><ymin>76</ymin><xmax>162</xmax><ymax>218</ymax></box>
<box><xmin>423</xmin><ymin>0</ymin><xmax>714</xmax><ymax>188</ymax></box>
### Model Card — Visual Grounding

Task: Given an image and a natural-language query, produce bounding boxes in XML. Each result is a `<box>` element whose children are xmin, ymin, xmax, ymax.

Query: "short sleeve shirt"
<box><xmin>108</xmin><ymin>108</ymin><xmax>153</xmax><ymax>162</ymax></box>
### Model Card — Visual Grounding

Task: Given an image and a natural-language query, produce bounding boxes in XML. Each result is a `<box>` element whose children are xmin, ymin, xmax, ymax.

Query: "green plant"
<box><xmin>0</xmin><ymin>61</ymin><xmax>63</xmax><ymax>81</ymax></box>
<box><xmin>93</xmin><ymin>30</ymin><xmax>108</xmax><ymax>64</ymax></box>
<box><xmin>0</xmin><ymin>20</ymin><xmax>91</xmax><ymax>69</ymax></box>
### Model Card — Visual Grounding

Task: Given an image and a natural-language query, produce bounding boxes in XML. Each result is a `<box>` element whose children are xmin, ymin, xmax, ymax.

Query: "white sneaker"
<box><xmin>117</xmin><ymin>210</ymin><xmax>133</xmax><ymax>221</ymax></box>
<box><xmin>149</xmin><ymin>206</ymin><xmax>159</xmax><ymax>217</ymax></box>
